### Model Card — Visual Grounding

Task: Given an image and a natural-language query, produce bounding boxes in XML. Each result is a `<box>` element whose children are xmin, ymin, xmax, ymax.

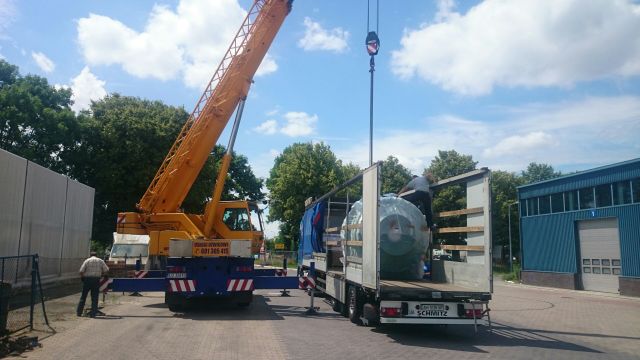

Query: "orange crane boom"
<box><xmin>137</xmin><ymin>0</ymin><xmax>292</xmax><ymax>215</ymax></box>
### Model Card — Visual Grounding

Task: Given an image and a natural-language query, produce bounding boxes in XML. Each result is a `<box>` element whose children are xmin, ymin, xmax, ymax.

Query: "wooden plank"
<box><xmin>430</xmin><ymin>168</ymin><xmax>489</xmax><ymax>190</ymax></box>
<box><xmin>346</xmin><ymin>256</ymin><xmax>362</xmax><ymax>264</ymax></box>
<box><xmin>435</xmin><ymin>245</ymin><xmax>485</xmax><ymax>251</ymax></box>
<box><xmin>436</xmin><ymin>226</ymin><xmax>484</xmax><ymax>234</ymax></box>
<box><xmin>326</xmin><ymin>240</ymin><xmax>340</xmax><ymax>246</ymax></box>
<box><xmin>434</xmin><ymin>207</ymin><xmax>483</xmax><ymax>218</ymax></box>
<box><xmin>345</xmin><ymin>240</ymin><xmax>363</xmax><ymax>247</ymax></box>
<box><xmin>325</xmin><ymin>223</ymin><xmax>363</xmax><ymax>233</ymax></box>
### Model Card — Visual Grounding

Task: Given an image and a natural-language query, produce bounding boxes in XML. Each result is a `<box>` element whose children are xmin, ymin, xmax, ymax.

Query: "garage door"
<box><xmin>578</xmin><ymin>218</ymin><xmax>622</xmax><ymax>293</ymax></box>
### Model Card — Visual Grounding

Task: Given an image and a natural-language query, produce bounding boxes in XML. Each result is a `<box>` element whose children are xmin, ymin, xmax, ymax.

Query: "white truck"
<box><xmin>299</xmin><ymin>163</ymin><xmax>492</xmax><ymax>329</ymax></box>
<box><xmin>109</xmin><ymin>233</ymin><xmax>150</xmax><ymax>266</ymax></box>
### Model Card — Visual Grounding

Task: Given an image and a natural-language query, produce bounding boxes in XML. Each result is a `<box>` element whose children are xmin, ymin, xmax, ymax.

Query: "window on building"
<box><xmin>527</xmin><ymin>197</ymin><xmax>539</xmax><ymax>216</ymax></box>
<box><xmin>551</xmin><ymin>193</ymin><xmax>564</xmax><ymax>213</ymax></box>
<box><xmin>579</xmin><ymin>187</ymin><xmax>595</xmax><ymax>209</ymax></box>
<box><xmin>633</xmin><ymin>178</ymin><xmax>640</xmax><ymax>203</ymax></box>
<box><xmin>520</xmin><ymin>201</ymin><xmax>528</xmax><ymax>217</ymax></box>
<box><xmin>539</xmin><ymin>195</ymin><xmax>551</xmax><ymax>214</ymax></box>
<box><xmin>613</xmin><ymin>181</ymin><xmax>632</xmax><ymax>205</ymax></box>
<box><xmin>565</xmin><ymin>190</ymin><xmax>579</xmax><ymax>211</ymax></box>
<box><xmin>595</xmin><ymin>184</ymin><xmax>612</xmax><ymax>208</ymax></box>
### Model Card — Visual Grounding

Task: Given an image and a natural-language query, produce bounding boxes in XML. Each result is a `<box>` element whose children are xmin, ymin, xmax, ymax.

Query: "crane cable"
<box><xmin>366</xmin><ymin>0</ymin><xmax>379</xmax><ymax>34</ymax></box>
<box><xmin>366</xmin><ymin>0</ymin><xmax>380</xmax><ymax>166</ymax></box>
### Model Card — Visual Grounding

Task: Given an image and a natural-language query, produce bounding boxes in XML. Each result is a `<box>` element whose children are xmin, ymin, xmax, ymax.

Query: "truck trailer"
<box><xmin>299</xmin><ymin>163</ymin><xmax>493</xmax><ymax>328</ymax></box>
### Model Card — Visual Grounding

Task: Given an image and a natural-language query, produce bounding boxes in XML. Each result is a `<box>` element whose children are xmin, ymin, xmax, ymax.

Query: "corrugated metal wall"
<box><xmin>521</xmin><ymin>204</ymin><xmax>640</xmax><ymax>277</ymax></box>
<box><xmin>519</xmin><ymin>158</ymin><xmax>640</xmax><ymax>199</ymax></box>
<box><xmin>0</xmin><ymin>149</ymin><xmax>95</xmax><ymax>283</ymax></box>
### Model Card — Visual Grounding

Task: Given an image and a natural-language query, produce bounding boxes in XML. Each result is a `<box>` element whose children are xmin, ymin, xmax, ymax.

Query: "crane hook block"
<box><xmin>366</xmin><ymin>31</ymin><xmax>380</xmax><ymax>56</ymax></box>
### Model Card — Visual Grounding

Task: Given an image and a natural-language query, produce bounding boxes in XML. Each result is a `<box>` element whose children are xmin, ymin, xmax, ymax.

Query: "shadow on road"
<box><xmin>267</xmin><ymin>304</ymin><xmax>345</xmax><ymax>320</ymax></box>
<box><xmin>125</xmin><ymin>295</ymin><xmax>286</xmax><ymax>321</ymax></box>
<box><xmin>372</xmin><ymin>322</ymin><xmax>603</xmax><ymax>354</ymax></box>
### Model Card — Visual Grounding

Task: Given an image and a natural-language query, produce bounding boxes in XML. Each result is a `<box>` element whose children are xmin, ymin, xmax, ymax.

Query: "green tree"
<box><xmin>70</xmin><ymin>94</ymin><xmax>264</xmax><ymax>247</ymax></box>
<box><xmin>0</xmin><ymin>60</ymin><xmax>78</xmax><ymax>173</ymax></box>
<box><xmin>491</xmin><ymin>170</ymin><xmax>525</xmax><ymax>263</ymax></box>
<box><xmin>426</xmin><ymin>150</ymin><xmax>478</xmax><ymax>244</ymax></box>
<box><xmin>68</xmin><ymin>95</ymin><xmax>189</xmax><ymax>245</ymax></box>
<box><xmin>521</xmin><ymin>162</ymin><xmax>561</xmax><ymax>184</ymax></box>
<box><xmin>183</xmin><ymin>145</ymin><xmax>264</xmax><ymax>212</ymax></box>
<box><xmin>266</xmin><ymin>142</ymin><xmax>345</xmax><ymax>249</ymax></box>
<box><xmin>380</xmin><ymin>155</ymin><xmax>413</xmax><ymax>195</ymax></box>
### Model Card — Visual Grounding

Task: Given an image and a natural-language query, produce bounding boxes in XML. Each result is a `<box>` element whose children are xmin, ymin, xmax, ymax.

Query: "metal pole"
<box><xmin>305</xmin><ymin>261</ymin><xmax>317</xmax><ymax>315</ymax></box>
<box><xmin>30</xmin><ymin>255</ymin><xmax>36</xmax><ymax>330</ymax></box>
<box><xmin>369</xmin><ymin>56</ymin><xmax>375</xmax><ymax>166</ymax></box>
<box><xmin>508</xmin><ymin>203</ymin><xmax>513</xmax><ymax>273</ymax></box>
<box><xmin>508</xmin><ymin>201</ymin><xmax>518</xmax><ymax>273</ymax></box>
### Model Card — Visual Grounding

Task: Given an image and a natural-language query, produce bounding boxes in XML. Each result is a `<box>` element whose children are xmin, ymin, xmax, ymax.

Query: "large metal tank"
<box><xmin>341</xmin><ymin>196</ymin><xmax>428</xmax><ymax>280</ymax></box>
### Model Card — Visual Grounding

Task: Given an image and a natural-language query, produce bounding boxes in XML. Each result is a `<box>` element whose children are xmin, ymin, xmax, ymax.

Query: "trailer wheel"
<box><xmin>235</xmin><ymin>292</ymin><xmax>253</xmax><ymax>308</ymax></box>
<box><xmin>348</xmin><ymin>286</ymin><xmax>362</xmax><ymax>325</ymax></box>
<box><xmin>166</xmin><ymin>293</ymin><xmax>185</xmax><ymax>312</ymax></box>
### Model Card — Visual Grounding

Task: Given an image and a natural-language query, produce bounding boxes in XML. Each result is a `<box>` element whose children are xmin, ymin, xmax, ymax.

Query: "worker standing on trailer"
<box><xmin>77</xmin><ymin>251</ymin><xmax>109</xmax><ymax>318</ymax></box>
<box><xmin>399</xmin><ymin>174</ymin><xmax>435</xmax><ymax>230</ymax></box>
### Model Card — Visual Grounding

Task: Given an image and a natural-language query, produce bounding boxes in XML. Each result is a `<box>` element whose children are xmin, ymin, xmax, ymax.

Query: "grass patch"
<box><xmin>494</xmin><ymin>263</ymin><xmax>521</xmax><ymax>282</ymax></box>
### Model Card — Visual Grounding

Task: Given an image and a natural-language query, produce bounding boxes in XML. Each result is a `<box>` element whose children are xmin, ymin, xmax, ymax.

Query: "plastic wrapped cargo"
<box><xmin>341</xmin><ymin>196</ymin><xmax>428</xmax><ymax>280</ymax></box>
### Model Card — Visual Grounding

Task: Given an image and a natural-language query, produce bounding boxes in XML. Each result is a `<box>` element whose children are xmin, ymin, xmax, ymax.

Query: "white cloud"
<box><xmin>298</xmin><ymin>17</ymin><xmax>349</xmax><ymax>53</ymax></box>
<box><xmin>255</xmin><ymin>112</ymin><xmax>318</xmax><ymax>137</ymax></box>
<box><xmin>77</xmin><ymin>0</ymin><xmax>278</xmax><ymax>89</ymax></box>
<box><xmin>391</xmin><ymin>0</ymin><xmax>640</xmax><ymax>95</ymax></box>
<box><xmin>256</xmin><ymin>53</ymin><xmax>278</xmax><ymax>77</ymax></box>
<box><xmin>70</xmin><ymin>67</ymin><xmax>107</xmax><ymax>113</ymax></box>
<box><xmin>435</xmin><ymin>0</ymin><xmax>456</xmax><ymax>22</ymax></box>
<box><xmin>254</xmin><ymin>119</ymin><xmax>278</xmax><ymax>135</ymax></box>
<box><xmin>250</xmin><ymin>149</ymin><xmax>281</xmax><ymax>183</ymax></box>
<box><xmin>483</xmin><ymin>131</ymin><xmax>555</xmax><ymax>158</ymax></box>
<box><xmin>280</xmin><ymin>111</ymin><xmax>317</xmax><ymax>137</ymax></box>
<box><xmin>31</xmin><ymin>51</ymin><xmax>55</xmax><ymax>73</ymax></box>
<box><xmin>335</xmin><ymin>96</ymin><xmax>640</xmax><ymax>173</ymax></box>
<box><xmin>0</xmin><ymin>0</ymin><xmax>16</xmax><ymax>37</ymax></box>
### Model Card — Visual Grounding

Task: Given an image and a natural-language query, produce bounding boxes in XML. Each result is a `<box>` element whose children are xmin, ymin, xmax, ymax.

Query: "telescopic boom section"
<box><xmin>137</xmin><ymin>0</ymin><xmax>292</xmax><ymax>214</ymax></box>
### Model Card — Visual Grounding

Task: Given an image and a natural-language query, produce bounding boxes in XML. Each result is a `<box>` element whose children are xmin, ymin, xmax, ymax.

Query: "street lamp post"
<box><xmin>508</xmin><ymin>201</ymin><xmax>519</xmax><ymax>273</ymax></box>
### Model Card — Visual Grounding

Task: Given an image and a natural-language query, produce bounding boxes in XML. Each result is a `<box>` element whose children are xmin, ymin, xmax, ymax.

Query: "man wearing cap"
<box><xmin>77</xmin><ymin>251</ymin><xmax>109</xmax><ymax>318</ymax></box>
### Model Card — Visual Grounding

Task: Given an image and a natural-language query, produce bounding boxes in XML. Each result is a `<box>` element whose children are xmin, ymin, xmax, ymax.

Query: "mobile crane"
<box><xmin>111</xmin><ymin>0</ymin><xmax>302</xmax><ymax>310</ymax></box>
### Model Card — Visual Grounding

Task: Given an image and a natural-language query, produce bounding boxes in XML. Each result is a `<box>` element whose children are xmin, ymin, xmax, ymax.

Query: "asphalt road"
<box><xmin>24</xmin><ymin>282</ymin><xmax>640</xmax><ymax>359</ymax></box>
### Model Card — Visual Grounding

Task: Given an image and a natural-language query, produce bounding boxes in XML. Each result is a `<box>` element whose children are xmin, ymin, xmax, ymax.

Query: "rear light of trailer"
<box><xmin>380</xmin><ymin>307</ymin><xmax>402</xmax><ymax>317</ymax></box>
<box><xmin>168</xmin><ymin>266</ymin><xmax>186</xmax><ymax>273</ymax></box>
<box><xmin>464</xmin><ymin>309</ymin><xmax>483</xmax><ymax>318</ymax></box>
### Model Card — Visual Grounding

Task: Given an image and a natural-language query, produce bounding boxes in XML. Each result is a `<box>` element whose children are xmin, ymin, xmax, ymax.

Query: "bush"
<box><xmin>494</xmin><ymin>263</ymin><xmax>521</xmax><ymax>282</ymax></box>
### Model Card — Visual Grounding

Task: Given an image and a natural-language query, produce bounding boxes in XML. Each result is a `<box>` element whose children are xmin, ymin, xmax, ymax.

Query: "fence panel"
<box><xmin>257</xmin><ymin>251</ymin><xmax>297</xmax><ymax>268</ymax></box>
<box><xmin>0</xmin><ymin>255</ymin><xmax>48</xmax><ymax>335</ymax></box>
<box><xmin>0</xmin><ymin>149</ymin><xmax>27</xmax><ymax>258</ymax></box>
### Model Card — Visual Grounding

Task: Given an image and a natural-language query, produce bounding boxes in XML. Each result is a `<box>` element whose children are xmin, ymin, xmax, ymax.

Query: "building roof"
<box><xmin>517</xmin><ymin>158</ymin><xmax>640</xmax><ymax>199</ymax></box>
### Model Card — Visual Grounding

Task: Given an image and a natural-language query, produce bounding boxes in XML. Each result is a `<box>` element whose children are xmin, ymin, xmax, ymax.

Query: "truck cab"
<box><xmin>109</xmin><ymin>233</ymin><xmax>150</xmax><ymax>265</ymax></box>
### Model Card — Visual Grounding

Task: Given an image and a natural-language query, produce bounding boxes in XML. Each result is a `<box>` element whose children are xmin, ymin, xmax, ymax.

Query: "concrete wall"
<box><xmin>521</xmin><ymin>270</ymin><xmax>578</xmax><ymax>290</ymax></box>
<box><xmin>619</xmin><ymin>277</ymin><xmax>640</xmax><ymax>297</ymax></box>
<box><xmin>0</xmin><ymin>149</ymin><xmax>94</xmax><ymax>285</ymax></box>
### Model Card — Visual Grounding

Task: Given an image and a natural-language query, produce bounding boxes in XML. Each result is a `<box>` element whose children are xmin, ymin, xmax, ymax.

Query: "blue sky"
<box><xmin>2</xmin><ymin>0</ymin><xmax>639</xmax><ymax>181</ymax></box>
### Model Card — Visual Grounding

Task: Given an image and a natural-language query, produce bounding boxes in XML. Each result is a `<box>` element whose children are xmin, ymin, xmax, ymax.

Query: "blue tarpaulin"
<box><xmin>298</xmin><ymin>202</ymin><xmax>326</xmax><ymax>263</ymax></box>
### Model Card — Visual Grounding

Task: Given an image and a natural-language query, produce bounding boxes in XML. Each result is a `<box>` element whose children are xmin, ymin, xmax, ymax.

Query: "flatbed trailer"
<box><xmin>299</xmin><ymin>163</ymin><xmax>493</xmax><ymax>328</ymax></box>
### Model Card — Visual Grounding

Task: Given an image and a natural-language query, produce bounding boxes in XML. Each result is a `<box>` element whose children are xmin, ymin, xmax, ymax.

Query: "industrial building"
<box><xmin>518</xmin><ymin>158</ymin><xmax>640</xmax><ymax>297</ymax></box>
